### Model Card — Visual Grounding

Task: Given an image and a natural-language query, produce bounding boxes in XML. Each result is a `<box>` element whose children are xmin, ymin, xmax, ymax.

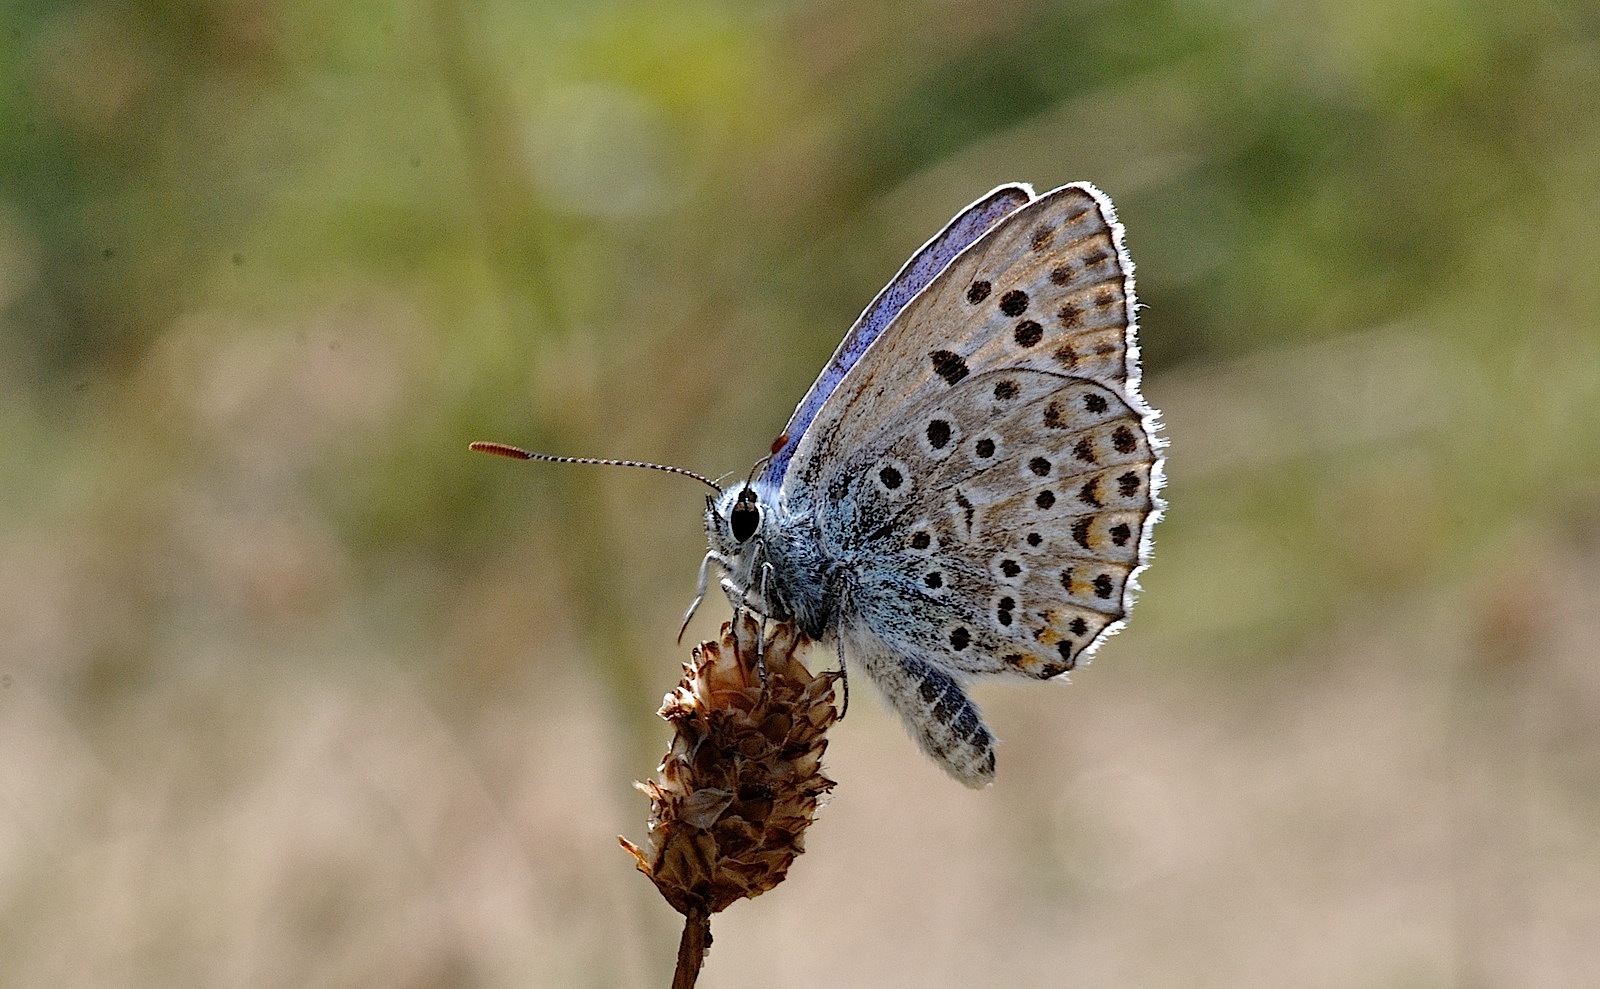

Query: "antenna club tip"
<box><xmin>469</xmin><ymin>441</ymin><xmax>533</xmax><ymax>459</ymax></box>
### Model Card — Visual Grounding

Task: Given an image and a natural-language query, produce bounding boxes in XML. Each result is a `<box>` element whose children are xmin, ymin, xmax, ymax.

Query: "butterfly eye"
<box><xmin>730</xmin><ymin>487</ymin><xmax>761</xmax><ymax>543</ymax></box>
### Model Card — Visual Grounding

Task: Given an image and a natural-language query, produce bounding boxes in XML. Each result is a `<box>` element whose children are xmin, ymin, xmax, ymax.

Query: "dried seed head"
<box><xmin>621</xmin><ymin>615</ymin><xmax>840</xmax><ymax>917</ymax></box>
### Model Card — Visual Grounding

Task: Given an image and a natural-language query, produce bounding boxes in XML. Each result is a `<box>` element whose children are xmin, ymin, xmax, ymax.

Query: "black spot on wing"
<box><xmin>1078</xmin><ymin>478</ymin><xmax>1102</xmax><ymax>507</ymax></box>
<box><xmin>1071</xmin><ymin>518</ymin><xmax>1092</xmax><ymax>549</ymax></box>
<box><xmin>929</xmin><ymin>350</ymin><xmax>969</xmax><ymax>385</ymax></box>
<box><xmin>954</xmin><ymin>490</ymin><xmax>975</xmax><ymax>531</ymax></box>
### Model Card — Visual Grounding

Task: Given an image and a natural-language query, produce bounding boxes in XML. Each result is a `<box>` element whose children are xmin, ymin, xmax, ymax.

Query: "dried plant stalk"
<box><xmin>621</xmin><ymin>615</ymin><xmax>840</xmax><ymax>986</ymax></box>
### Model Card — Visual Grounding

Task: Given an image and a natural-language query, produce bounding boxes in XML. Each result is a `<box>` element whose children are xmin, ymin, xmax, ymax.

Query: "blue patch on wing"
<box><xmin>762</xmin><ymin>184</ymin><xmax>1035</xmax><ymax>484</ymax></box>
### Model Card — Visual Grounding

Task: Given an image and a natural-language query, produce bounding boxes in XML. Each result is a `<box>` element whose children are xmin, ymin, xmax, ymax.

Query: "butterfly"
<box><xmin>477</xmin><ymin>183</ymin><xmax>1164</xmax><ymax>787</ymax></box>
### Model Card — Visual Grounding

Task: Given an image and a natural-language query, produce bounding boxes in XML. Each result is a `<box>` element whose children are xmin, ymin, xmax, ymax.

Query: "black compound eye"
<box><xmin>730</xmin><ymin>488</ymin><xmax>761</xmax><ymax>543</ymax></box>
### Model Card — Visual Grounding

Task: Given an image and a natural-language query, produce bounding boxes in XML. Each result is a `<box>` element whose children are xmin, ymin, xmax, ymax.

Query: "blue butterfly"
<box><xmin>480</xmin><ymin>183</ymin><xmax>1164</xmax><ymax>786</ymax></box>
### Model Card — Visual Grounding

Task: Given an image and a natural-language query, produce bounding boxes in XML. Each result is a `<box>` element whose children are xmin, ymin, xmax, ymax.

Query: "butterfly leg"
<box><xmin>834</xmin><ymin>639</ymin><xmax>851</xmax><ymax>719</ymax></box>
<box><xmin>844</xmin><ymin>629</ymin><xmax>997</xmax><ymax>787</ymax></box>
<box><xmin>750</xmin><ymin>556</ymin><xmax>779</xmax><ymax>681</ymax></box>
<box><xmin>678</xmin><ymin>551</ymin><xmax>719</xmax><ymax>644</ymax></box>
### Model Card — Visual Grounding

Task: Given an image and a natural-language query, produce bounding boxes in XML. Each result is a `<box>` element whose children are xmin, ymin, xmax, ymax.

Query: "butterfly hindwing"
<box><xmin>829</xmin><ymin>368</ymin><xmax>1159</xmax><ymax>680</ymax></box>
<box><xmin>841</xmin><ymin>623</ymin><xmax>998</xmax><ymax>786</ymax></box>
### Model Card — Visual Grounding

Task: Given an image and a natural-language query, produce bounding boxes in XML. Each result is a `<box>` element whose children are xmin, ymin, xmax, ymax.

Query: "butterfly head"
<box><xmin>730</xmin><ymin>486</ymin><xmax>761</xmax><ymax>542</ymax></box>
<box><xmin>707</xmin><ymin>483</ymin><xmax>768</xmax><ymax>557</ymax></box>
<box><xmin>705</xmin><ymin>477</ymin><xmax>791</xmax><ymax>609</ymax></box>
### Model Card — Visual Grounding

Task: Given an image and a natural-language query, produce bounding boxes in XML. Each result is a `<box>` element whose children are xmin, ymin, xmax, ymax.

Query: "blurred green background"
<box><xmin>3</xmin><ymin>0</ymin><xmax>1598</xmax><ymax>986</ymax></box>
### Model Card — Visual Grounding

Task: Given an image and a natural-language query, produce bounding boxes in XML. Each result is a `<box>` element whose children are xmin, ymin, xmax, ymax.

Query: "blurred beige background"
<box><xmin>2</xmin><ymin>1</ymin><xmax>1598</xmax><ymax>986</ymax></box>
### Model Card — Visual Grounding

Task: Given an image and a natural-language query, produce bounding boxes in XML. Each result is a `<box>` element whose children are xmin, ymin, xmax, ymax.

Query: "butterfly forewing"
<box><xmin>782</xmin><ymin>184</ymin><xmax>1149</xmax><ymax>500</ymax></box>
<box><xmin>766</xmin><ymin>184</ymin><xmax>1035</xmax><ymax>483</ymax></box>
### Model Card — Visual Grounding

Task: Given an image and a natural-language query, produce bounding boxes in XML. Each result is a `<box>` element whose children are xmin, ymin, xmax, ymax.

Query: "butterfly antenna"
<box><xmin>469</xmin><ymin>442</ymin><xmax>723</xmax><ymax>494</ymax></box>
<box><xmin>744</xmin><ymin>454</ymin><xmax>774</xmax><ymax>487</ymax></box>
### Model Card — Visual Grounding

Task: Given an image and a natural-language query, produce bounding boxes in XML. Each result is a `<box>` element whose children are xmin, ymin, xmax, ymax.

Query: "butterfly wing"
<box><xmin>763</xmin><ymin>184</ymin><xmax>1036</xmax><ymax>483</ymax></box>
<box><xmin>828</xmin><ymin>367</ymin><xmax>1160</xmax><ymax>677</ymax></box>
<box><xmin>789</xmin><ymin>183</ymin><xmax>1163</xmax><ymax>672</ymax></box>
<box><xmin>783</xmin><ymin>183</ymin><xmax>1155</xmax><ymax>488</ymax></box>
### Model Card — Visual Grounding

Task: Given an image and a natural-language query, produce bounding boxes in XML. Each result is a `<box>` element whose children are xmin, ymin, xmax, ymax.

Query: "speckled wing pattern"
<box><xmin>777</xmin><ymin>183</ymin><xmax>1163</xmax><ymax>784</ymax></box>
<box><xmin>764</xmin><ymin>185</ymin><xmax>1034</xmax><ymax>483</ymax></box>
<box><xmin>835</xmin><ymin>367</ymin><xmax>1158</xmax><ymax>676</ymax></box>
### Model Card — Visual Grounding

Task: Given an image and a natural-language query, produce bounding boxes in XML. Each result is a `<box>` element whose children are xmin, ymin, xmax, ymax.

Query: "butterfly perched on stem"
<box><xmin>478</xmin><ymin>183</ymin><xmax>1164</xmax><ymax>787</ymax></box>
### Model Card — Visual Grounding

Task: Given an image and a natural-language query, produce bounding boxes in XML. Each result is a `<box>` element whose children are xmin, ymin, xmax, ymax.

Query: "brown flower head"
<box><xmin>620</xmin><ymin>614</ymin><xmax>840</xmax><ymax>917</ymax></box>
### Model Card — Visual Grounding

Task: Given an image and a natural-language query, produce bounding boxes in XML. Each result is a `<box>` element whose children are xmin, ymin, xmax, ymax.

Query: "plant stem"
<box><xmin>671</xmin><ymin>907</ymin><xmax>711</xmax><ymax>989</ymax></box>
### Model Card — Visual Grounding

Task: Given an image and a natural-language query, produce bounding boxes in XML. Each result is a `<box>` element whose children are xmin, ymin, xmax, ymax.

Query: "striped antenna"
<box><xmin>469</xmin><ymin>441</ymin><xmax>723</xmax><ymax>494</ymax></box>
